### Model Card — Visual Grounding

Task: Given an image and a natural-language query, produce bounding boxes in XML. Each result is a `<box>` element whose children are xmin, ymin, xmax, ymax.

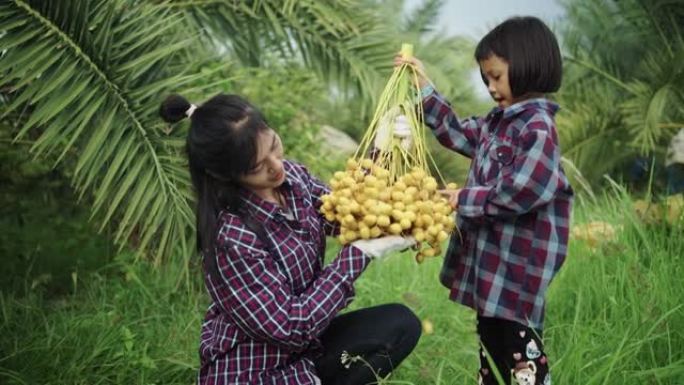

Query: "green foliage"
<box><xmin>0</xmin><ymin>0</ymin><xmax>400</xmax><ymax>265</ymax></box>
<box><xmin>169</xmin><ymin>0</ymin><xmax>397</xmax><ymax>103</ymax></box>
<box><xmin>0</xmin><ymin>253</ymin><xmax>202</xmax><ymax>384</ymax></box>
<box><xmin>1</xmin><ymin>0</ymin><xmax>204</xmax><ymax>265</ymax></box>
<box><xmin>0</xmin><ymin>129</ymin><xmax>113</xmax><ymax>295</ymax></box>
<box><xmin>2</xmin><ymin>191</ymin><xmax>683</xmax><ymax>384</ymax></box>
<box><xmin>558</xmin><ymin>0</ymin><xmax>684</xmax><ymax>188</ymax></box>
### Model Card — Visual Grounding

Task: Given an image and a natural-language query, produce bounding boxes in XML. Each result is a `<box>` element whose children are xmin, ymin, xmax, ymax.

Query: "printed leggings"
<box><xmin>477</xmin><ymin>316</ymin><xmax>550</xmax><ymax>385</ymax></box>
<box><xmin>313</xmin><ymin>303</ymin><xmax>421</xmax><ymax>385</ymax></box>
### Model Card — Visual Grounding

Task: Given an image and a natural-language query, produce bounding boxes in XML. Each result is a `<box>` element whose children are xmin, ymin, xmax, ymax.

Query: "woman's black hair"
<box><xmin>474</xmin><ymin>16</ymin><xmax>562</xmax><ymax>97</ymax></box>
<box><xmin>160</xmin><ymin>93</ymin><xmax>270</xmax><ymax>277</ymax></box>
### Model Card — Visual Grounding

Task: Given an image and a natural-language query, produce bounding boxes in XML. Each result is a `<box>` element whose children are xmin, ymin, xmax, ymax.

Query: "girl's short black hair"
<box><xmin>475</xmin><ymin>16</ymin><xmax>562</xmax><ymax>97</ymax></box>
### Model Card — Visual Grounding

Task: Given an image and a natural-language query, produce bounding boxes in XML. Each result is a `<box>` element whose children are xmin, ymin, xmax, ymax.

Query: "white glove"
<box><xmin>374</xmin><ymin>112</ymin><xmax>413</xmax><ymax>151</ymax></box>
<box><xmin>352</xmin><ymin>236</ymin><xmax>416</xmax><ymax>259</ymax></box>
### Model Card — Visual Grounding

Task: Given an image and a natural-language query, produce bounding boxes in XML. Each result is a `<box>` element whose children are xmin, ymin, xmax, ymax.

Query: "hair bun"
<box><xmin>160</xmin><ymin>94</ymin><xmax>192</xmax><ymax>123</ymax></box>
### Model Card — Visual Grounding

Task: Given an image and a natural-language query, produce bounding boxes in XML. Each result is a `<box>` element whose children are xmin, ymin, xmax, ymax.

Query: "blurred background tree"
<box><xmin>557</xmin><ymin>0</ymin><xmax>684</xmax><ymax>191</ymax></box>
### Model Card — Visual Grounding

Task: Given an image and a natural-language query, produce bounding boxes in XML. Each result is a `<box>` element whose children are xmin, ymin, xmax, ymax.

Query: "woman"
<box><xmin>159</xmin><ymin>93</ymin><xmax>421</xmax><ymax>385</ymax></box>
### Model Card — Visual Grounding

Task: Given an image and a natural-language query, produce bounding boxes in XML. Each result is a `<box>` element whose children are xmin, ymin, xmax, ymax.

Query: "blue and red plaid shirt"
<box><xmin>198</xmin><ymin>160</ymin><xmax>372</xmax><ymax>384</ymax></box>
<box><xmin>423</xmin><ymin>87</ymin><xmax>573</xmax><ymax>330</ymax></box>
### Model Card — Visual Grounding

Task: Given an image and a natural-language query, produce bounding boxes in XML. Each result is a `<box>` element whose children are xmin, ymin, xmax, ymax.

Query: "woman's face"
<box><xmin>238</xmin><ymin>128</ymin><xmax>286</xmax><ymax>193</ymax></box>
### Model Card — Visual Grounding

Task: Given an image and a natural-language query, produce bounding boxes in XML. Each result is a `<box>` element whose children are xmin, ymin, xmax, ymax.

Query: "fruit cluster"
<box><xmin>320</xmin><ymin>158</ymin><xmax>456</xmax><ymax>262</ymax></box>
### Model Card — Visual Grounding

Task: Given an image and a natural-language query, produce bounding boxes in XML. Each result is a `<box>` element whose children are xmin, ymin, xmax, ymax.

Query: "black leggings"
<box><xmin>477</xmin><ymin>316</ymin><xmax>550</xmax><ymax>385</ymax></box>
<box><xmin>313</xmin><ymin>303</ymin><xmax>421</xmax><ymax>385</ymax></box>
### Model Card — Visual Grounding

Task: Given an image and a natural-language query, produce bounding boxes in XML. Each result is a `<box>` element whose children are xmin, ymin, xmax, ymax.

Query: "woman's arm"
<box><xmin>208</xmin><ymin>226</ymin><xmax>370</xmax><ymax>352</ymax></box>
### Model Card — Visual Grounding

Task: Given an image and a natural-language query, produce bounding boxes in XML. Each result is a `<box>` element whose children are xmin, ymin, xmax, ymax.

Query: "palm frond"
<box><xmin>0</xmin><ymin>0</ymin><xmax>206</xmax><ymax>263</ymax></box>
<box><xmin>403</xmin><ymin>0</ymin><xmax>444</xmax><ymax>35</ymax></box>
<box><xmin>165</xmin><ymin>0</ymin><xmax>396</xmax><ymax>104</ymax></box>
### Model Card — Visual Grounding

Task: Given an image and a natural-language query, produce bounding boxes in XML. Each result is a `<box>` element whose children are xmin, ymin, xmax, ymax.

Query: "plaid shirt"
<box><xmin>423</xmin><ymin>88</ymin><xmax>573</xmax><ymax>330</ymax></box>
<box><xmin>198</xmin><ymin>160</ymin><xmax>372</xmax><ymax>384</ymax></box>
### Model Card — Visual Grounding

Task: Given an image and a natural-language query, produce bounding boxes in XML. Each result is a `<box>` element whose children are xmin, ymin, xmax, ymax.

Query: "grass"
<box><xmin>1</xmin><ymin>190</ymin><xmax>683</xmax><ymax>384</ymax></box>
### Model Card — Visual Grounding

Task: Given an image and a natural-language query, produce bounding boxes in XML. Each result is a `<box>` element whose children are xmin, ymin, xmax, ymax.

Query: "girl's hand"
<box><xmin>437</xmin><ymin>189</ymin><xmax>462</xmax><ymax>210</ymax></box>
<box><xmin>393</xmin><ymin>54</ymin><xmax>429</xmax><ymax>88</ymax></box>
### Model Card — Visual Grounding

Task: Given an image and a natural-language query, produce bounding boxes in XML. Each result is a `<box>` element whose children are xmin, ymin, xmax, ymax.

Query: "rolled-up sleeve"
<box><xmin>213</xmin><ymin>243</ymin><xmax>371</xmax><ymax>352</ymax></box>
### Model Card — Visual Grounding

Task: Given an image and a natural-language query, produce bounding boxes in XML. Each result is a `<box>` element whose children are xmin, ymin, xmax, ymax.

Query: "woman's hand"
<box><xmin>438</xmin><ymin>188</ymin><xmax>463</xmax><ymax>210</ymax></box>
<box><xmin>393</xmin><ymin>54</ymin><xmax>429</xmax><ymax>88</ymax></box>
<box><xmin>352</xmin><ymin>236</ymin><xmax>416</xmax><ymax>259</ymax></box>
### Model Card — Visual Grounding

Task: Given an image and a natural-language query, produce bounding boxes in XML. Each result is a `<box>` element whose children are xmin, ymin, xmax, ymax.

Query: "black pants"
<box><xmin>313</xmin><ymin>303</ymin><xmax>421</xmax><ymax>385</ymax></box>
<box><xmin>477</xmin><ymin>316</ymin><xmax>550</xmax><ymax>385</ymax></box>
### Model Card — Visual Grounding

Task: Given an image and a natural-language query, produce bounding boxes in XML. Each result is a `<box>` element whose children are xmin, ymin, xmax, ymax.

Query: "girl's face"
<box><xmin>480</xmin><ymin>54</ymin><xmax>514</xmax><ymax>108</ymax></box>
<box><xmin>238</xmin><ymin>128</ymin><xmax>286</xmax><ymax>193</ymax></box>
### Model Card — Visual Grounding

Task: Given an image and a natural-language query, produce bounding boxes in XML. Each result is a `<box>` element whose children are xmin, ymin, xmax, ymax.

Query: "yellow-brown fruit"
<box><xmin>337</xmin><ymin>205</ymin><xmax>351</xmax><ymax>215</ymax></box>
<box><xmin>360</xmin><ymin>214</ymin><xmax>374</xmax><ymax>226</ymax></box>
<box><xmin>377</xmin><ymin>215</ymin><xmax>391</xmax><ymax>227</ymax></box>
<box><xmin>424</xmin><ymin>178</ymin><xmax>438</xmax><ymax>192</ymax></box>
<box><xmin>392</xmin><ymin>209</ymin><xmax>405</xmax><ymax>221</ymax></box>
<box><xmin>361</xmin><ymin>158</ymin><xmax>374</xmax><ymax>169</ymax></box>
<box><xmin>388</xmin><ymin>223</ymin><xmax>403</xmax><ymax>235</ymax></box>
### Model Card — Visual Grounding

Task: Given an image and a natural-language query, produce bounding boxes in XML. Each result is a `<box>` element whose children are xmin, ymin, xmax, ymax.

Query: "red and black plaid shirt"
<box><xmin>423</xmin><ymin>87</ymin><xmax>574</xmax><ymax>330</ymax></box>
<box><xmin>198</xmin><ymin>160</ymin><xmax>371</xmax><ymax>384</ymax></box>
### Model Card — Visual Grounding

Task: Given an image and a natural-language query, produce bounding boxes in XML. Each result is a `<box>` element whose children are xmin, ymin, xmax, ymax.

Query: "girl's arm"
<box><xmin>457</xmin><ymin>114</ymin><xmax>570</xmax><ymax>219</ymax></box>
<box><xmin>208</xmin><ymin>227</ymin><xmax>371</xmax><ymax>352</ymax></box>
<box><xmin>422</xmin><ymin>85</ymin><xmax>484</xmax><ymax>159</ymax></box>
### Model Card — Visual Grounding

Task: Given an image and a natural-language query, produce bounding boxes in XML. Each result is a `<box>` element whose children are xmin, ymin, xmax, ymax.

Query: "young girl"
<box><xmin>397</xmin><ymin>16</ymin><xmax>573</xmax><ymax>385</ymax></box>
<box><xmin>159</xmin><ymin>94</ymin><xmax>419</xmax><ymax>384</ymax></box>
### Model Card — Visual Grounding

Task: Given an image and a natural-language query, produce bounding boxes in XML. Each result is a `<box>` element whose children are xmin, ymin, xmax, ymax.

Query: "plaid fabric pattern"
<box><xmin>198</xmin><ymin>160</ymin><xmax>372</xmax><ymax>384</ymax></box>
<box><xmin>423</xmin><ymin>89</ymin><xmax>573</xmax><ymax>330</ymax></box>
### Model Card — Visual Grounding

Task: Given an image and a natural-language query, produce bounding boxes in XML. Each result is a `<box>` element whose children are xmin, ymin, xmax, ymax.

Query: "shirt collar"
<box><xmin>489</xmin><ymin>97</ymin><xmax>560</xmax><ymax>120</ymax></box>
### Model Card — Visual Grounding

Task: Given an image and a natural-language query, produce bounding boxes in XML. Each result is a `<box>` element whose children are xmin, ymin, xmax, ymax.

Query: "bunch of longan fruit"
<box><xmin>320</xmin><ymin>158</ymin><xmax>457</xmax><ymax>262</ymax></box>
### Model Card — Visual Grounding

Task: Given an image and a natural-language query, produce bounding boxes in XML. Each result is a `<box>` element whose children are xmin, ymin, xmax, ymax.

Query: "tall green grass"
<box><xmin>1</xmin><ymin>190</ymin><xmax>682</xmax><ymax>384</ymax></box>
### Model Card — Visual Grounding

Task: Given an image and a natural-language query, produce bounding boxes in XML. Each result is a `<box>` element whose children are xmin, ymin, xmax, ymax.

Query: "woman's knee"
<box><xmin>383</xmin><ymin>303</ymin><xmax>422</xmax><ymax>350</ymax></box>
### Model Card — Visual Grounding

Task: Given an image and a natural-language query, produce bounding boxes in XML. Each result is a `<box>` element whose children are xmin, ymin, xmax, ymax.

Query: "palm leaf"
<box><xmin>165</xmin><ymin>0</ymin><xmax>396</xmax><ymax>104</ymax></box>
<box><xmin>0</xmin><ymin>0</ymin><xmax>208</xmax><ymax>264</ymax></box>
